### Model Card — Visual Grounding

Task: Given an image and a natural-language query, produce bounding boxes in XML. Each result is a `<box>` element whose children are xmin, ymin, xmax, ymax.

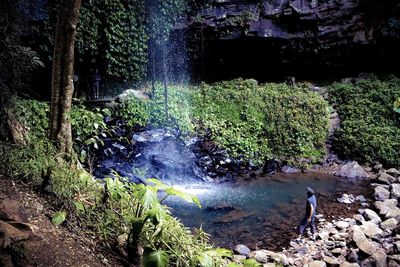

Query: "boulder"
<box><xmin>335</xmin><ymin>161</ymin><xmax>369</xmax><ymax>178</ymax></box>
<box><xmin>373</xmin><ymin>186</ymin><xmax>391</xmax><ymax>201</ymax></box>
<box><xmin>372</xmin><ymin>250</ymin><xmax>387</xmax><ymax>267</ymax></box>
<box><xmin>353</xmin><ymin>214</ymin><xmax>365</xmax><ymax>223</ymax></box>
<box><xmin>386</xmin><ymin>168</ymin><xmax>400</xmax><ymax>178</ymax></box>
<box><xmin>380</xmin><ymin>218</ymin><xmax>399</xmax><ymax>231</ymax></box>
<box><xmin>337</xmin><ymin>194</ymin><xmax>355</xmax><ymax>204</ymax></box>
<box><xmin>362</xmin><ymin>209</ymin><xmax>382</xmax><ymax>224</ymax></box>
<box><xmin>375</xmin><ymin>199</ymin><xmax>398</xmax><ymax>216</ymax></box>
<box><xmin>0</xmin><ymin>199</ymin><xmax>28</xmax><ymax>222</ymax></box>
<box><xmin>361</xmin><ymin>221</ymin><xmax>383</xmax><ymax>238</ymax></box>
<box><xmin>0</xmin><ymin>220</ymin><xmax>30</xmax><ymax>248</ymax></box>
<box><xmin>356</xmin><ymin>195</ymin><xmax>367</xmax><ymax>202</ymax></box>
<box><xmin>350</xmin><ymin>226</ymin><xmax>377</xmax><ymax>255</ymax></box>
<box><xmin>281</xmin><ymin>165</ymin><xmax>300</xmax><ymax>173</ymax></box>
<box><xmin>336</xmin><ymin>221</ymin><xmax>350</xmax><ymax>230</ymax></box>
<box><xmin>304</xmin><ymin>261</ymin><xmax>326</xmax><ymax>267</ymax></box>
<box><xmin>265</xmin><ymin>251</ymin><xmax>288</xmax><ymax>266</ymax></box>
<box><xmin>248</xmin><ymin>250</ymin><xmax>268</xmax><ymax>263</ymax></box>
<box><xmin>322</xmin><ymin>255</ymin><xmax>339</xmax><ymax>266</ymax></box>
<box><xmin>391</xmin><ymin>184</ymin><xmax>400</xmax><ymax>199</ymax></box>
<box><xmin>233</xmin><ymin>244</ymin><xmax>250</xmax><ymax>256</ymax></box>
<box><xmin>385</xmin><ymin>207</ymin><xmax>400</xmax><ymax>220</ymax></box>
<box><xmin>376</xmin><ymin>172</ymin><xmax>397</xmax><ymax>185</ymax></box>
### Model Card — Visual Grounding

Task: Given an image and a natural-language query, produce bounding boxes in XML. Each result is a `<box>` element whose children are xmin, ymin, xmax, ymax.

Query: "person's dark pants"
<box><xmin>298</xmin><ymin>216</ymin><xmax>315</xmax><ymax>235</ymax></box>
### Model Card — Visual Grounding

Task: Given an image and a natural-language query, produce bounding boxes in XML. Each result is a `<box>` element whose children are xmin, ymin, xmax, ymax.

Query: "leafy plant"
<box><xmin>143</xmin><ymin>249</ymin><xmax>169</xmax><ymax>267</ymax></box>
<box><xmin>193</xmin><ymin>79</ymin><xmax>329</xmax><ymax>166</ymax></box>
<box><xmin>394</xmin><ymin>97</ymin><xmax>400</xmax><ymax>113</ymax></box>
<box><xmin>13</xmin><ymin>99</ymin><xmax>50</xmax><ymax>140</ymax></box>
<box><xmin>329</xmin><ymin>76</ymin><xmax>400</xmax><ymax>167</ymax></box>
<box><xmin>52</xmin><ymin>211</ymin><xmax>67</xmax><ymax>225</ymax></box>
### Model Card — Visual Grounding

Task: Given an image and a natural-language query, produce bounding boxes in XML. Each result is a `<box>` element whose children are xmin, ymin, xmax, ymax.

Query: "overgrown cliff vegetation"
<box><xmin>329</xmin><ymin>76</ymin><xmax>400</xmax><ymax>168</ymax></box>
<box><xmin>115</xmin><ymin>79</ymin><xmax>330</xmax><ymax>166</ymax></box>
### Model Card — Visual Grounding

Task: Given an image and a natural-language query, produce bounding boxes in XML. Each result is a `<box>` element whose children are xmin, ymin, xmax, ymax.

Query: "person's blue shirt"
<box><xmin>306</xmin><ymin>194</ymin><xmax>317</xmax><ymax>219</ymax></box>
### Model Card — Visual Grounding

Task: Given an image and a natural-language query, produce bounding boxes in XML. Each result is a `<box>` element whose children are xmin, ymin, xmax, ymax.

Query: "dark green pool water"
<box><xmin>163</xmin><ymin>173</ymin><xmax>369</xmax><ymax>249</ymax></box>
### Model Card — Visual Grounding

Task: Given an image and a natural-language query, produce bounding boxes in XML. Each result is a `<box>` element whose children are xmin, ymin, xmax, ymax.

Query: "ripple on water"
<box><xmin>163</xmin><ymin>173</ymin><xmax>370</xmax><ymax>250</ymax></box>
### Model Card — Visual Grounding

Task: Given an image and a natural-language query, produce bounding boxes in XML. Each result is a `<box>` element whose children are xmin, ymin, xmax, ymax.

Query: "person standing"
<box><xmin>92</xmin><ymin>69</ymin><xmax>101</xmax><ymax>99</ymax></box>
<box><xmin>297</xmin><ymin>187</ymin><xmax>317</xmax><ymax>241</ymax></box>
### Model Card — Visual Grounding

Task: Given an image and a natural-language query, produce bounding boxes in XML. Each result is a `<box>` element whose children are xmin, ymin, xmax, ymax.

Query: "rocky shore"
<box><xmin>231</xmin><ymin>164</ymin><xmax>400</xmax><ymax>266</ymax></box>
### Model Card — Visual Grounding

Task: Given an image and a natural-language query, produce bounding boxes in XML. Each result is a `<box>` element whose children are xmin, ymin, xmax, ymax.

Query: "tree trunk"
<box><xmin>49</xmin><ymin>0</ymin><xmax>81</xmax><ymax>156</ymax></box>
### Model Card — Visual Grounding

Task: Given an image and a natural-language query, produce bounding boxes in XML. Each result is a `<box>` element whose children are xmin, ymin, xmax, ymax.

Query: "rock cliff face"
<box><xmin>182</xmin><ymin>0</ymin><xmax>400</xmax><ymax>81</ymax></box>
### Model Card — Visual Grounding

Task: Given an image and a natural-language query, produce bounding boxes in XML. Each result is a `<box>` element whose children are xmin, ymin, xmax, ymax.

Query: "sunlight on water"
<box><xmin>163</xmin><ymin>173</ymin><xmax>368</xmax><ymax>249</ymax></box>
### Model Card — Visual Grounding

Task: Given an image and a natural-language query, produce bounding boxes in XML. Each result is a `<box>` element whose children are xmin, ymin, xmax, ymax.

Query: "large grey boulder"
<box><xmin>372</xmin><ymin>250</ymin><xmax>388</xmax><ymax>267</ymax></box>
<box><xmin>376</xmin><ymin>172</ymin><xmax>397</xmax><ymax>185</ymax></box>
<box><xmin>361</xmin><ymin>221</ymin><xmax>383</xmax><ymax>238</ymax></box>
<box><xmin>233</xmin><ymin>244</ymin><xmax>250</xmax><ymax>256</ymax></box>
<box><xmin>362</xmin><ymin>209</ymin><xmax>382</xmax><ymax>224</ymax></box>
<box><xmin>380</xmin><ymin>218</ymin><xmax>399</xmax><ymax>231</ymax></box>
<box><xmin>375</xmin><ymin>199</ymin><xmax>398</xmax><ymax>216</ymax></box>
<box><xmin>374</xmin><ymin>186</ymin><xmax>391</xmax><ymax>201</ymax></box>
<box><xmin>248</xmin><ymin>250</ymin><xmax>268</xmax><ymax>263</ymax></box>
<box><xmin>386</xmin><ymin>168</ymin><xmax>400</xmax><ymax>178</ymax></box>
<box><xmin>335</xmin><ymin>161</ymin><xmax>369</xmax><ymax>178</ymax></box>
<box><xmin>385</xmin><ymin>207</ymin><xmax>400</xmax><ymax>219</ymax></box>
<box><xmin>350</xmin><ymin>225</ymin><xmax>377</xmax><ymax>255</ymax></box>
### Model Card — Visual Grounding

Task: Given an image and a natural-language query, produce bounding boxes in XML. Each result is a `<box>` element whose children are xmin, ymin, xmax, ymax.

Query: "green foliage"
<box><xmin>13</xmin><ymin>99</ymin><xmax>49</xmax><ymax>140</ymax></box>
<box><xmin>31</xmin><ymin>0</ymin><xmax>186</xmax><ymax>82</ymax></box>
<box><xmin>226</xmin><ymin>258</ymin><xmax>262</xmax><ymax>267</ymax></box>
<box><xmin>115</xmin><ymin>84</ymin><xmax>194</xmax><ymax>133</ymax></box>
<box><xmin>52</xmin><ymin>211</ymin><xmax>67</xmax><ymax>225</ymax></box>
<box><xmin>329</xmin><ymin>76</ymin><xmax>400</xmax><ymax>167</ymax></box>
<box><xmin>149</xmin><ymin>83</ymin><xmax>194</xmax><ymax>133</ymax></box>
<box><xmin>0</xmin><ymin>140</ymin><xmax>55</xmax><ymax>185</ymax></box>
<box><xmin>71</xmin><ymin>105</ymin><xmax>107</xmax><ymax>150</ymax></box>
<box><xmin>143</xmin><ymin>250</ymin><xmax>170</xmax><ymax>267</ymax></box>
<box><xmin>115</xmin><ymin>96</ymin><xmax>150</xmax><ymax>128</ymax></box>
<box><xmin>394</xmin><ymin>97</ymin><xmax>400</xmax><ymax>113</ymax></box>
<box><xmin>193</xmin><ymin>79</ymin><xmax>329</xmax><ymax>165</ymax></box>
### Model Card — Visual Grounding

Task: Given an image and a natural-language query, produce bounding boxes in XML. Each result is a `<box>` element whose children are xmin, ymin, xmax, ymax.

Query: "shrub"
<box><xmin>193</xmin><ymin>79</ymin><xmax>329</xmax><ymax>165</ymax></box>
<box><xmin>149</xmin><ymin>83</ymin><xmax>194</xmax><ymax>134</ymax></box>
<box><xmin>329</xmin><ymin>76</ymin><xmax>400</xmax><ymax>167</ymax></box>
<box><xmin>115</xmin><ymin>96</ymin><xmax>150</xmax><ymax>128</ymax></box>
<box><xmin>115</xmin><ymin>83</ymin><xmax>195</xmax><ymax>134</ymax></box>
<box><xmin>13</xmin><ymin>99</ymin><xmax>49</xmax><ymax>140</ymax></box>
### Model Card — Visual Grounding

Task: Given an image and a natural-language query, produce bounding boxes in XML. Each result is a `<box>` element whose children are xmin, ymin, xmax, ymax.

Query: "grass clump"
<box><xmin>328</xmin><ymin>76</ymin><xmax>400</xmax><ymax>167</ymax></box>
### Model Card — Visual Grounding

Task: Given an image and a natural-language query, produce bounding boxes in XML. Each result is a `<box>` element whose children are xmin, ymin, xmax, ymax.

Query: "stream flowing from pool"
<box><xmin>162</xmin><ymin>173</ymin><xmax>369</xmax><ymax>250</ymax></box>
